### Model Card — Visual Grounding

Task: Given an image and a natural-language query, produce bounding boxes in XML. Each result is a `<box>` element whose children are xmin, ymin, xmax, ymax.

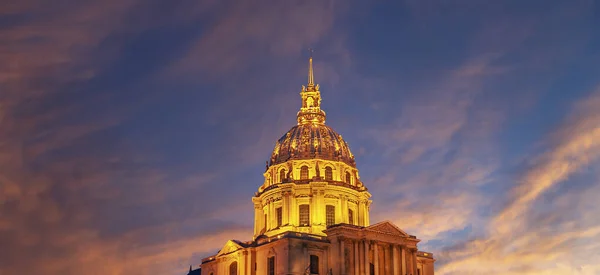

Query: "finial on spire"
<box><xmin>308</xmin><ymin>48</ymin><xmax>314</xmax><ymax>87</ymax></box>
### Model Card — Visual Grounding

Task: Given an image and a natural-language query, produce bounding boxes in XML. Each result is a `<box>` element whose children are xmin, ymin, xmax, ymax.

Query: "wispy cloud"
<box><xmin>437</xmin><ymin>87</ymin><xmax>600</xmax><ymax>275</ymax></box>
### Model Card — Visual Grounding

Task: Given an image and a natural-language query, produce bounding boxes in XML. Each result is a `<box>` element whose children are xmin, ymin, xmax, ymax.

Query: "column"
<box><xmin>269</xmin><ymin>201</ymin><xmax>274</xmax><ymax>230</ymax></box>
<box><xmin>354</xmin><ymin>241</ymin><xmax>360</xmax><ymax>275</ymax></box>
<box><xmin>406</xmin><ymin>250</ymin><xmax>413</xmax><ymax>275</ymax></box>
<box><xmin>246</xmin><ymin>250</ymin><xmax>251</xmax><ymax>275</ymax></box>
<box><xmin>358</xmin><ymin>201</ymin><xmax>365</xmax><ymax>226</ymax></box>
<box><xmin>282</xmin><ymin>191</ymin><xmax>289</xmax><ymax>225</ymax></box>
<box><xmin>331</xmin><ymin>237</ymin><xmax>339</xmax><ymax>275</ymax></box>
<box><xmin>412</xmin><ymin>250</ymin><xmax>418</xmax><ymax>275</ymax></box>
<box><xmin>340</xmin><ymin>238</ymin><xmax>346</xmax><ymax>275</ymax></box>
<box><xmin>373</xmin><ymin>242</ymin><xmax>379</xmax><ymax>275</ymax></box>
<box><xmin>392</xmin><ymin>245</ymin><xmax>399</xmax><ymax>275</ymax></box>
<box><xmin>401</xmin><ymin>247</ymin><xmax>406</xmax><ymax>275</ymax></box>
<box><xmin>384</xmin><ymin>245</ymin><xmax>390</xmax><ymax>275</ymax></box>
<box><xmin>363</xmin><ymin>240</ymin><xmax>369</xmax><ymax>275</ymax></box>
<box><xmin>341</xmin><ymin>195</ymin><xmax>348</xmax><ymax>223</ymax></box>
<box><xmin>310</xmin><ymin>193</ymin><xmax>317</xmax><ymax>226</ymax></box>
<box><xmin>291</xmin><ymin>194</ymin><xmax>297</xmax><ymax>226</ymax></box>
<box><xmin>239</xmin><ymin>251</ymin><xmax>246</xmax><ymax>275</ymax></box>
<box><xmin>253</xmin><ymin>203</ymin><xmax>262</xmax><ymax>236</ymax></box>
<box><xmin>365</xmin><ymin>201</ymin><xmax>371</xmax><ymax>225</ymax></box>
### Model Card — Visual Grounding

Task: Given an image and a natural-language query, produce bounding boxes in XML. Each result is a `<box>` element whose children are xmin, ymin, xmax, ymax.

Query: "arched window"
<box><xmin>348</xmin><ymin>209</ymin><xmax>354</xmax><ymax>225</ymax></box>
<box><xmin>229</xmin><ymin>261</ymin><xmax>237</xmax><ymax>275</ymax></box>
<box><xmin>299</xmin><ymin>205</ymin><xmax>310</xmax><ymax>226</ymax></box>
<box><xmin>280</xmin><ymin>169</ymin><xmax>286</xmax><ymax>183</ymax></box>
<box><xmin>325</xmin><ymin>167</ymin><xmax>333</xmax><ymax>181</ymax></box>
<box><xmin>300</xmin><ymin>166</ymin><xmax>309</xmax><ymax>180</ymax></box>
<box><xmin>326</xmin><ymin>205</ymin><xmax>335</xmax><ymax>226</ymax></box>
<box><xmin>345</xmin><ymin>171</ymin><xmax>352</xmax><ymax>184</ymax></box>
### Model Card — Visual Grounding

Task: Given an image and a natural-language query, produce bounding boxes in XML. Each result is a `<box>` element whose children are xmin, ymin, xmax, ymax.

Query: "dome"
<box><xmin>269</xmin><ymin>123</ymin><xmax>356</xmax><ymax>167</ymax></box>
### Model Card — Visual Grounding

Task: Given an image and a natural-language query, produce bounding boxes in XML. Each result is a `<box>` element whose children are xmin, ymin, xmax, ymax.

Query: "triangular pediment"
<box><xmin>366</xmin><ymin>221</ymin><xmax>410</xmax><ymax>237</ymax></box>
<box><xmin>216</xmin><ymin>240</ymin><xmax>243</xmax><ymax>257</ymax></box>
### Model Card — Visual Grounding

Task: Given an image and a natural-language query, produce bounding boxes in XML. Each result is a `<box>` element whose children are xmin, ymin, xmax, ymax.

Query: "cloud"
<box><xmin>0</xmin><ymin>1</ymin><xmax>350</xmax><ymax>274</ymax></box>
<box><xmin>165</xmin><ymin>0</ymin><xmax>342</xmax><ymax>78</ymax></box>
<box><xmin>436</xmin><ymin>87</ymin><xmax>600</xmax><ymax>275</ymax></box>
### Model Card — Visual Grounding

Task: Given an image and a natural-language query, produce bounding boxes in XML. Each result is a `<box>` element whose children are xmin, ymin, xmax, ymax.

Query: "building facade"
<box><xmin>198</xmin><ymin>58</ymin><xmax>435</xmax><ymax>275</ymax></box>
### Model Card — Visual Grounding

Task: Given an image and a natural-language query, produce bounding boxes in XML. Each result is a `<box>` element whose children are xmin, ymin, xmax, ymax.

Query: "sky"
<box><xmin>1</xmin><ymin>0</ymin><xmax>600</xmax><ymax>274</ymax></box>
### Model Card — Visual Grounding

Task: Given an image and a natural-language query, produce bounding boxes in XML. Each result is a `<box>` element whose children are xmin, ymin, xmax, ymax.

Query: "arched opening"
<box><xmin>300</xmin><ymin>166</ymin><xmax>309</xmax><ymax>180</ymax></box>
<box><xmin>325</xmin><ymin>166</ymin><xmax>333</xmax><ymax>181</ymax></box>
<box><xmin>280</xmin><ymin>169</ymin><xmax>286</xmax><ymax>183</ymax></box>
<box><xmin>229</xmin><ymin>261</ymin><xmax>237</xmax><ymax>275</ymax></box>
<box><xmin>345</xmin><ymin>171</ymin><xmax>352</xmax><ymax>184</ymax></box>
<box><xmin>348</xmin><ymin>209</ymin><xmax>354</xmax><ymax>225</ymax></box>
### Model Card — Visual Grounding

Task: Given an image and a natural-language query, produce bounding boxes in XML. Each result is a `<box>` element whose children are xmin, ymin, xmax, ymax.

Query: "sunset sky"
<box><xmin>1</xmin><ymin>0</ymin><xmax>600</xmax><ymax>274</ymax></box>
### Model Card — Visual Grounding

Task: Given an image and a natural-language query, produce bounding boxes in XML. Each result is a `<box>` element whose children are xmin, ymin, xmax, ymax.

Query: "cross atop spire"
<box><xmin>308</xmin><ymin>48</ymin><xmax>315</xmax><ymax>87</ymax></box>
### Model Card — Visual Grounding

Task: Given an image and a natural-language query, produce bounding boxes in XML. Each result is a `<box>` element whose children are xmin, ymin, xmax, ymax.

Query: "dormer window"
<box><xmin>300</xmin><ymin>166</ymin><xmax>309</xmax><ymax>180</ymax></box>
<box><xmin>325</xmin><ymin>167</ymin><xmax>333</xmax><ymax>180</ymax></box>
<box><xmin>280</xmin><ymin>169</ymin><xmax>286</xmax><ymax>183</ymax></box>
<box><xmin>345</xmin><ymin>171</ymin><xmax>352</xmax><ymax>184</ymax></box>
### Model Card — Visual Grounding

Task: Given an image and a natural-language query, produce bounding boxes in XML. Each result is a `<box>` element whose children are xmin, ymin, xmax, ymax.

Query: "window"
<box><xmin>418</xmin><ymin>269</ymin><xmax>421</xmax><ymax>275</ymax></box>
<box><xmin>280</xmin><ymin>169</ymin><xmax>286</xmax><ymax>183</ymax></box>
<box><xmin>369</xmin><ymin>263</ymin><xmax>375</xmax><ymax>275</ymax></box>
<box><xmin>345</xmin><ymin>172</ymin><xmax>351</xmax><ymax>184</ymax></box>
<box><xmin>229</xmin><ymin>261</ymin><xmax>237</xmax><ymax>275</ymax></box>
<box><xmin>299</xmin><ymin>205</ymin><xmax>310</xmax><ymax>226</ymax></box>
<box><xmin>348</xmin><ymin>209</ymin><xmax>354</xmax><ymax>225</ymax></box>
<box><xmin>264</xmin><ymin>214</ymin><xmax>267</xmax><ymax>231</ymax></box>
<box><xmin>276</xmin><ymin>207</ymin><xmax>282</xmax><ymax>227</ymax></box>
<box><xmin>310</xmin><ymin>255</ymin><xmax>319</xmax><ymax>274</ymax></box>
<box><xmin>325</xmin><ymin>167</ymin><xmax>333</xmax><ymax>180</ymax></box>
<box><xmin>300</xmin><ymin>166</ymin><xmax>309</xmax><ymax>179</ymax></box>
<box><xmin>268</xmin><ymin>257</ymin><xmax>275</xmax><ymax>275</ymax></box>
<box><xmin>326</xmin><ymin>205</ymin><xmax>335</xmax><ymax>226</ymax></box>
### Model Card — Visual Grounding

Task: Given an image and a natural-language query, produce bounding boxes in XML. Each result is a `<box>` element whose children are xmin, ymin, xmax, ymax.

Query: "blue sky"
<box><xmin>1</xmin><ymin>0</ymin><xmax>600</xmax><ymax>274</ymax></box>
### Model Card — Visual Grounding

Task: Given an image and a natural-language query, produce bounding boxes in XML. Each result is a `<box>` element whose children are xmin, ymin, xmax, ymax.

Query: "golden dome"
<box><xmin>268</xmin><ymin>55</ymin><xmax>355</xmax><ymax>167</ymax></box>
<box><xmin>269</xmin><ymin>123</ymin><xmax>356</xmax><ymax>167</ymax></box>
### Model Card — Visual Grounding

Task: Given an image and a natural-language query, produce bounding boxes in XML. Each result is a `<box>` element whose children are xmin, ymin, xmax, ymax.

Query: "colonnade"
<box><xmin>334</xmin><ymin>237</ymin><xmax>420</xmax><ymax>275</ymax></box>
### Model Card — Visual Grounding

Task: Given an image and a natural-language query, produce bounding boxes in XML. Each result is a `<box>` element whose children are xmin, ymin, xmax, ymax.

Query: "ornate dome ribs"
<box><xmin>269</xmin><ymin>124</ymin><xmax>355</xmax><ymax>167</ymax></box>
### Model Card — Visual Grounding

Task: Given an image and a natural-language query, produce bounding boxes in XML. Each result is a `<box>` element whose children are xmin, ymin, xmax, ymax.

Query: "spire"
<box><xmin>297</xmin><ymin>51</ymin><xmax>326</xmax><ymax>125</ymax></box>
<box><xmin>308</xmin><ymin>48</ymin><xmax>314</xmax><ymax>87</ymax></box>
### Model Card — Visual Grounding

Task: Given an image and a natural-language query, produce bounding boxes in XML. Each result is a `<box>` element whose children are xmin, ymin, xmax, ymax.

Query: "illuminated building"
<box><xmin>197</xmin><ymin>57</ymin><xmax>435</xmax><ymax>275</ymax></box>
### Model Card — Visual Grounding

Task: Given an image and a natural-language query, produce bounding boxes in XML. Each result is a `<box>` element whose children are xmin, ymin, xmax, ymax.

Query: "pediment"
<box><xmin>216</xmin><ymin>240</ymin><xmax>243</xmax><ymax>257</ymax></box>
<box><xmin>366</xmin><ymin>221</ymin><xmax>410</xmax><ymax>237</ymax></box>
